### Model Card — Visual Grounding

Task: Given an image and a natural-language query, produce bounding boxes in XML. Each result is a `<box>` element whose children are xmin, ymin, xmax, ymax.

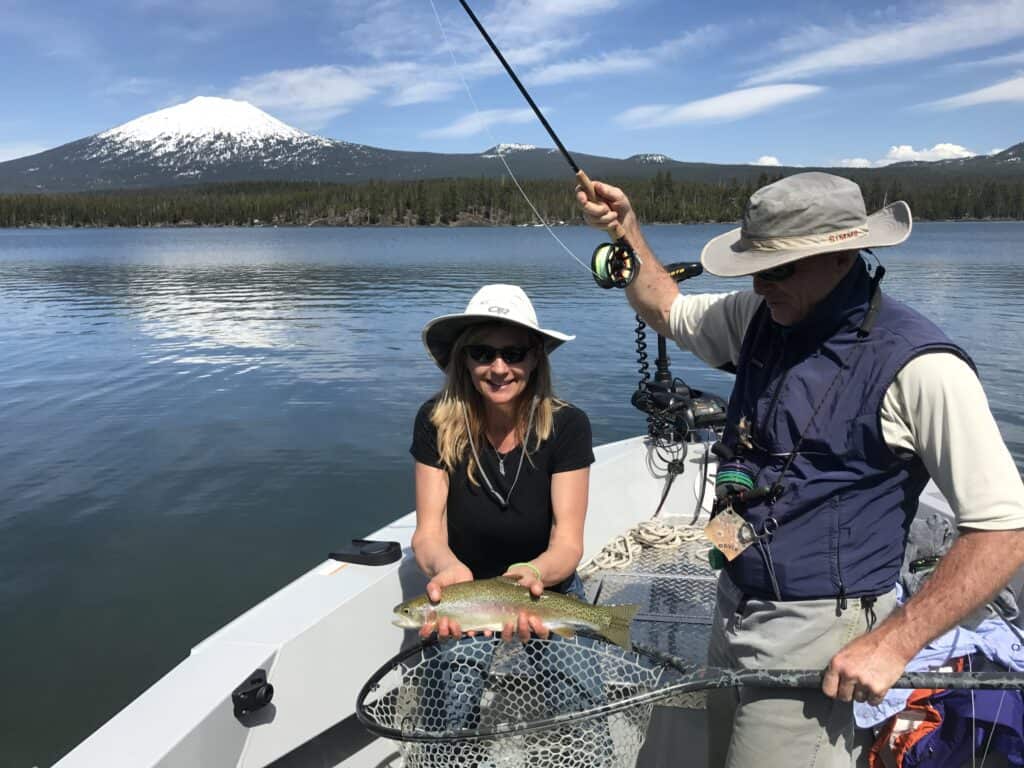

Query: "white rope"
<box><xmin>579</xmin><ymin>520</ymin><xmax>709</xmax><ymax>576</ymax></box>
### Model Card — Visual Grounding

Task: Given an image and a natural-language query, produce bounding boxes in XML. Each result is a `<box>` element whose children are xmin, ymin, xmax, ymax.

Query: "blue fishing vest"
<box><xmin>722</xmin><ymin>262</ymin><xmax>973</xmax><ymax>601</ymax></box>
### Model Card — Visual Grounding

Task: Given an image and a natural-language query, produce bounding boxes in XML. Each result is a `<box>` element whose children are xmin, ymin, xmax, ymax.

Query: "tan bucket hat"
<box><xmin>701</xmin><ymin>172</ymin><xmax>912</xmax><ymax>277</ymax></box>
<box><xmin>422</xmin><ymin>284</ymin><xmax>574</xmax><ymax>370</ymax></box>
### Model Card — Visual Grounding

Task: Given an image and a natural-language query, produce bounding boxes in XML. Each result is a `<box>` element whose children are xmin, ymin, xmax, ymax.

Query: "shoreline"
<box><xmin>3</xmin><ymin>217</ymin><xmax>1023</xmax><ymax>231</ymax></box>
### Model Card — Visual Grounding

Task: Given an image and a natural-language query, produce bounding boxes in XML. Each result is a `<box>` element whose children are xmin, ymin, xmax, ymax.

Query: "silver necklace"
<box><xmin>492</xmin><ymin>442</ymin><xmax>511</xmax><ymax>476</ymax></box>
<box><xmin>462</xmin><ymin>399</ymin><xmax>537</xmax><ymax>509</ymax></box>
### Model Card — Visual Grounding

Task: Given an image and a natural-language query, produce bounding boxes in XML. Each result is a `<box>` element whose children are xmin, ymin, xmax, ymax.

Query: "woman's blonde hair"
<box><xmin>431</xmin><ymin>322</ymin><xmax>562</xmax><ymax>484</ymax></box>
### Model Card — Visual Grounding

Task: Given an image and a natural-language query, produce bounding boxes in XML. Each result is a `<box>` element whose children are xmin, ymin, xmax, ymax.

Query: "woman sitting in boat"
<box><xmin>410</xmin><ymin>284</ymin><xmax>594</xmax><ymax>640</ymax></box>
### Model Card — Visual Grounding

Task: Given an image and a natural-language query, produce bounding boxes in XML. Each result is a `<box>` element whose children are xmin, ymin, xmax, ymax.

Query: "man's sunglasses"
<box><xmin>465</xmin><ymin>344</ymin><xmax>532</xmax><ymax>364</ymax></box>
<box><xmin>754</xmin><ymin>263</ymin><xmax>797</xmax><ymax>282</ymax></box>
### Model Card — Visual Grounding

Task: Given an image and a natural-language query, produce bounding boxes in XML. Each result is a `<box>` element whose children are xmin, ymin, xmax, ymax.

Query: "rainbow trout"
<box><xmin>393</xmin><ymin>577</ymin><xmax>639</xmax><ymax>649</ymax></box>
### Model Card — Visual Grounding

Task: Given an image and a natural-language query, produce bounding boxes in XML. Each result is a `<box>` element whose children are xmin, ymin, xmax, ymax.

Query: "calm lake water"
<box><xmin>1</xmin><ymin>223</ymin><xmax>1022</xmax><ymax>766</ymax></box>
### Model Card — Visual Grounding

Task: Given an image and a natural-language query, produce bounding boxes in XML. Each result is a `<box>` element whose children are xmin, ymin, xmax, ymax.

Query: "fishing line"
<box><xmin>426</xmin><ymin>0</ymin><xmax>595</xmax><ymax>277</ymax></box>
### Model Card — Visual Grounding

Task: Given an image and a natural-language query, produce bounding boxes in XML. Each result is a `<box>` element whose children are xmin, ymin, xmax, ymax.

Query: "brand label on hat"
<box><xmin>487</xmin><ymin>305</ymin><xmax>510</xmax><ymax>315</ymax></box>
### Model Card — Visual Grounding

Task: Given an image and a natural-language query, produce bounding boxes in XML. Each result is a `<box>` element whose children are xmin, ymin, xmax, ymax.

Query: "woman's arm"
<box><xmin>411</xmin><ymin>460</ymin><xmax>474</xmax><ymax>638</ymax></box>
<box><xmin>503</xmin><ymin>466</ymin><xmax>590</xmax><ymax>640</ymax></box>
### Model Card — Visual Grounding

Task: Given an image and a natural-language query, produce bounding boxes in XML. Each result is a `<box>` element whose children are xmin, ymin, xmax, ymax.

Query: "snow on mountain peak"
<box><xmin>482</xmin><ymin>143</ymin><xmax>537</xmax><ymax>157</ymax></box>
<box><xmin>631</xmin><ymin>153</ymin><xmax>671</xmax><ymax>164</ymax></box>
<box><xmin>101</xmin><ymin>97</ymin><xmax>307</xmax><ymax>141</ymax></box>
<box><xmin>93</xmin><ymin>96</ymin><xmax>330</xmax><ymax>158</ymax></box>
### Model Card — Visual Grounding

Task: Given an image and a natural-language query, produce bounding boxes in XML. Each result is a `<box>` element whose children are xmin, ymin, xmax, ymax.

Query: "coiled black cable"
<box><xmin>635</xmin><ymin>313</ymin><xmax>650</xmax><ymax>391</ymax></box>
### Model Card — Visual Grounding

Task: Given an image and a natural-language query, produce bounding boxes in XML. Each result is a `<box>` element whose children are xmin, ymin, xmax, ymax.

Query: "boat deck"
<box><xmin>583</xmin><ymin>516</ymin><xmax>715</xmax><ymax>767</ymax></box>
<box><xmin>585</xmin><ymin>518</ymin><xmax>715</xmax><ymax>669</ymax></box>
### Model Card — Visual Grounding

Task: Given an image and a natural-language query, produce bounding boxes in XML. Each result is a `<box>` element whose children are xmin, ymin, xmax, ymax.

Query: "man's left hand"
<box><xmin>822</xmin><ymin>630</ymin><xmax>910</xmax><ymax>705</ymax></box>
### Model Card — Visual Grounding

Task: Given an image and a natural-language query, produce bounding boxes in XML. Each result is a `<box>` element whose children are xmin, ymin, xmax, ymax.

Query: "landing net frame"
<box><xmin>355</xmin><ymin>634</ymin><xmax>678</xmax><ymax>767</ymax></box>
<box><xmin>356</xmin><ymin>634</ymin><xmax>1024</xmax><ymax>768</ymax></box>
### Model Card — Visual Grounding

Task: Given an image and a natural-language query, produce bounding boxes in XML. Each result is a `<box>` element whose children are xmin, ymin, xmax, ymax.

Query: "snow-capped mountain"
<box><xmin>0</xmin><ymin>97</ymin><xmax>417</xmax><ymax>193</ymax></box>
<box><xmin>1</xmin><ymin>97</ymin><xmax>1020</xmax><ymax>194</ymax></box>
<box><xmin>87</xmin><ymin>97</ymin><xmax>333</xmax><ymax>164</ymax></box>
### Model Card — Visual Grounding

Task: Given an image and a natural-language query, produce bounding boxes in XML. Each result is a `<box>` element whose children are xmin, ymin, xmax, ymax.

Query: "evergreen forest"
<box><xmin>2</xmin><ymin>172</ymin><xmax>1023</xmax><ymax>228</ymax></box>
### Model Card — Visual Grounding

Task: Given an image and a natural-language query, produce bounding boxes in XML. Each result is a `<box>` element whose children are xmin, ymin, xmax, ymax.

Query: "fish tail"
<box><xmin>600</xmin><ymin>603</ymin><xmax>639</xmax><ymax>649</ymax></box>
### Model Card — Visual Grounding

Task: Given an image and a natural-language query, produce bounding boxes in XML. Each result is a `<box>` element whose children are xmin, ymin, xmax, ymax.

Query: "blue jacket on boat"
<box><xmin>721</xmin><ymin>262</ymin><xmax>973</xmax><ymax>601</ymax></box>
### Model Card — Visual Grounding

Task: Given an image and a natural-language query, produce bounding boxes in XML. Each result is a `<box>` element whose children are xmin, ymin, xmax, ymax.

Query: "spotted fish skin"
<box><xmin>393</xmin><ymin>577</ymin><xmax>638</xmax><ymax>648</ymax></box>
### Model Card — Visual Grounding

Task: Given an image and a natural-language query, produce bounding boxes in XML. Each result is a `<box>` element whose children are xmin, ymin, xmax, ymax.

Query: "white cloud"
<box><xmin>651</xmin><ymin>25</ymin><xmax>729</xmax><ymax>58</ymax></box>
<box><xmin>615</xmin><ymin>84</ymin><xmax>824</xmax><ymax>127</ymax></box>
<box><xmin>747</xmin><ymin>0</ymin><xmax>1024</xmax><ymax>84</ymax></box>
<box><xmin>485</xmin><ymin>0</ymin><xmax>623</xmax><ymax>43</ymax></box>
<box><xmin>882</xmin><ymin>143</ymin><xmax>976</xmax><ymax>163</ymax></box>
<box><xmin>990</xmin><ymin>147</ymin><xmax>1005</xmax><ymax>155</ymax></box>
<box><xmin>526</xmin><ymin>26</ymin><xmax>724</xmax><ymax>86</ymax></box>
<box><xmin>423</xmin><ymin>108</ymin><xmax>538</xmax><ymax>138</ymax></box>
<box><xmin>338</xmin><ymin>0</ymin><xmax>440</xmax><ymax>60</ymax></box>
<box><xmin>0</xmin><ymin>142</ymin><xmax>50</xmax><ymax>162</ymax></box>
<box><xmin>228</xmin><ymin>64</ymin><xmax>416</xmax><ymax>128</ymax></box>
<box><xmin>926</xmin><ymin>75</ymin><xmax>1024</xmax><ymax>110</ymax></box>
<box><xmin>528</xmin><ymin>54</ymin><xmax>655</xmax><ymax>86</ymax></box>
<box><xmin>388</xmin><ymin>80</ymin><xmax>462</xmax><ymax>107</ymax></box>
<box><xmin>838</xmin><ymin>143</ymin><xmax>977</xmax><ymax>167</ymax></box>
<box><xmin>754</xmin><ymin>156</ymin><xmax>781</xmax><ymax>166</ymax></box>
<box><xmin>948</xmin><ymin>49</ymin><xmax>1024</xmax><ymax>70</ymax></box>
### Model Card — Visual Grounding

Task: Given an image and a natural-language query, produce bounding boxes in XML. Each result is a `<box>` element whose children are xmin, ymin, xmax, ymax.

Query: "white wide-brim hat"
<box><xmin>422</xmin><ymin>284</ymin><xmax>575</xmax><ymax>370</ymax></box>
<box><xmin>701</xmin><ymin>172</ymin><xmax>912</xmax><ymax>277</ymax></box>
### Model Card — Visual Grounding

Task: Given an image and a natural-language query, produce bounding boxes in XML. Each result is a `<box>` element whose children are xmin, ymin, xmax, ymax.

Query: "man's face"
<box><xmin>752</xmin><ymin>252</ymin><xmax>854</xmax><ymax>326</ymax></box>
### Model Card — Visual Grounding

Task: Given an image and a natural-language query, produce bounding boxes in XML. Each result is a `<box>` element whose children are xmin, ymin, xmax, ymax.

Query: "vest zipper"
<box><xmin>832</xmin><ymin>496</ymin><xmax>847</xmax><ymax>615</ymax></box>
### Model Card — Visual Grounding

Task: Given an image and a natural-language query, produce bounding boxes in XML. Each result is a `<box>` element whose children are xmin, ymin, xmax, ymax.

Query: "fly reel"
<box><xmin>591</xmin><ymin>241</ymin><xmax>639</xmax><ymax>289</ymax></box>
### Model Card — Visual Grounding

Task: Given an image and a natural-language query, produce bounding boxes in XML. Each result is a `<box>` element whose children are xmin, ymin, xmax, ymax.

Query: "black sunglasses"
<box><xmin>465</xmin><ymin>344</ymin><xmax>532</xmax><ymax>364</ymax></box>
<box><xmin>754</xmin><ymin>263</ymin><xmax>798</xmax><ymax>282</ymax></box>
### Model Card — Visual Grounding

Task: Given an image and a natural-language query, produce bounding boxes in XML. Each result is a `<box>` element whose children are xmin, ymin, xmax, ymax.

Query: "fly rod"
<box><xmin>456</xmin><ymin>0</ymin><xmax>639</xmax><ymax>289</ymax></box>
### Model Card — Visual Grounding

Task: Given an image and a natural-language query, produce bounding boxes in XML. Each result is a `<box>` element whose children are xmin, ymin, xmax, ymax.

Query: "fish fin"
<box><xmin>551</xmin><ymin>626</ymin><xmax>575</xmax><ymax>639</ymax></box>
<box><xmin>600</xmin><ymin>603</ymin><xmax>640</xmax><ymax>650</ymax></box>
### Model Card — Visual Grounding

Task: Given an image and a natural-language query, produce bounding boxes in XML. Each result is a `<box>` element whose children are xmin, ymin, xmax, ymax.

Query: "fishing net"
<box><xmin>356</xmin><ymin>634</ymin><xmax>673</xmax><ymax>768</ymax></box>
<box><xmin>356</xmin><ymin>632</ymin><xmax>1024</xmax><ymax>768</ymax></box>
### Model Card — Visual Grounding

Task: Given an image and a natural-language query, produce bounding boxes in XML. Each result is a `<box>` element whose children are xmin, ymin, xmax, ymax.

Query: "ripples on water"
<box><xmin>0</xmin><ymin>223</ymin><xmax>1022</xmax><ymax>765</ymax></box>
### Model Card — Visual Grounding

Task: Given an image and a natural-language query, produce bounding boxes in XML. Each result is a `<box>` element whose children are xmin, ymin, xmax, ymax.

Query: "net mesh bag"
<box><xmin>357</xmin><ymin>634</ymin><xmax>672</xmax><ymax>768</ymax></box>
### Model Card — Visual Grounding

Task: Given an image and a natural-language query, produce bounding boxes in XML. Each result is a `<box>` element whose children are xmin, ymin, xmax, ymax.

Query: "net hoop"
<box><xmin>355</xmin><ymin>634</ymin><xmax>676</xmax><ymax>745</ymax></box>
<box><xmin>356</xmin><ymin>633</ymin><xmax>1024</xmax><ymax>757</ymax></box>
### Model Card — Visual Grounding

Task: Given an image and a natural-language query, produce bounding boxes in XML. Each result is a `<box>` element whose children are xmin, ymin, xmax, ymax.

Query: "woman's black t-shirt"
<box><xmin>410</xmin><ymin>399</ymin><xmax>595</xmax><ymax>590</ymax></box>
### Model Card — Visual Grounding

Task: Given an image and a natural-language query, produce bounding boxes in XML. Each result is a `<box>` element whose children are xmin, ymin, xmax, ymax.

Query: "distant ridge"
<box><xmin>1</xmin><ymin>97</ymin><xmax>1022</xmax><ymax>194</ymax></box>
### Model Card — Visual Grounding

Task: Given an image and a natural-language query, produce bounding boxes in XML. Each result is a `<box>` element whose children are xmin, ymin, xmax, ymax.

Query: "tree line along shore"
<box><xmin>2</xmin><ymin>173</ymin><xmax>1023</xmax><ymax>228</ymax></box>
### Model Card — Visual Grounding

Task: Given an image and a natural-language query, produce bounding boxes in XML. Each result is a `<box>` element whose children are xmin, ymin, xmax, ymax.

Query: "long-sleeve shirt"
<box><xmin>668</xmin><ymin>290</ymin><xmax>1024</xmax><ymax>530</ymax></box>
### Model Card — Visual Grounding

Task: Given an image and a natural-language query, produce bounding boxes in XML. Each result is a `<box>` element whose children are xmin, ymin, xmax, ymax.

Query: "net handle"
<box><xmin>354</xmin><ymin>636</ymin><xmax>1024</xmax><ymax>745</ymax></box>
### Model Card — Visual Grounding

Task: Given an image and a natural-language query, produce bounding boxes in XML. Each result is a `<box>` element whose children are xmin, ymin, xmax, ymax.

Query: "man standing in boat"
<box><xmin>578</xmin><ymin>172</ymin><xmax>1024</xmax><ymax>768</ymax></box>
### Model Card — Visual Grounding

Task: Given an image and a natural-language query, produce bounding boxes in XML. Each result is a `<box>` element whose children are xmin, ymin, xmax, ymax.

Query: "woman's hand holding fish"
<box><xmin>502</xmin><ymin>610</ymin><xmax>550</xmax><ymax>643</ymax></box>
<box><xmin>421</xmin><ymin>562</ymin><xmax>475</xmax><ymax>641</ymax></box>
<box><xmin>425</xmin><ymin>562</ymin><xmax>474</xmax><ymax>602</ymax></box>
<box><xmin>499</xmin><ymin>565</ymin><xmax>550</xmax><ymax>642</ymax></box>
<box><xmin>502</xmin><ymin>564</ymin><xmax>545</xmax><ymax>597</ymax></box>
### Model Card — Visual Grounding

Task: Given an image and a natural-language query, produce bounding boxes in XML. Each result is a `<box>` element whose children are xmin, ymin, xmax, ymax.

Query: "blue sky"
<box><xmin>3</xmin><ymin>0</ymin><xmax>1024</xmax><ymax>167</ymax></box>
